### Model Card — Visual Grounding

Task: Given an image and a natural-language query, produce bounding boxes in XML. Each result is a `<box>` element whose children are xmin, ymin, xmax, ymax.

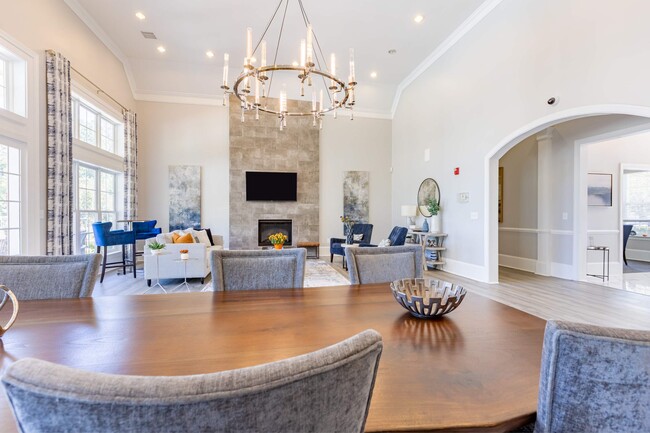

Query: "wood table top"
<box><xmin>0</xmin><ymin>284</ymin><xmax>546</xmax><ymax>432</ymax></box>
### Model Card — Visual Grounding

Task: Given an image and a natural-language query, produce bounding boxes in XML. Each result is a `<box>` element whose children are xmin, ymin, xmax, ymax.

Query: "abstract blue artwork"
<box><xmin>169</xmin><ymin>165</ymin><xmax>201</xmax><ymax>231</ymax></box>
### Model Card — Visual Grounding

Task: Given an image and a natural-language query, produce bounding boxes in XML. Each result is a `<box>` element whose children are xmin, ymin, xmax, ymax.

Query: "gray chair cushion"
<box><xmin>210</xmin><ymin>249</ymin><xmax>306</xmax><ymax>291</ymax></box>
<box><xmin>2</xmin><ymin>329</ymin><xmax>383</xmax><ymax>433</ymax></box>
<box><xmin>0</xmin><ymin>255</ymin><xmax>101</xmax><ymax>300</ymax></box>
<box><xmin>536</xmin><ymin>320</ymin><xmax>650</xmax><ymax>433</ymax></box>
<box><xmin>346</xmin><ymin>245</ymin><xmax>423</xmax><ymax>284</ymax></box>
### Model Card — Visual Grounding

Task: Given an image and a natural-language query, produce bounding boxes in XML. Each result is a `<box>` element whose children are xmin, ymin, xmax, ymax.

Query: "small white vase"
<box><xmin>430</xmin><ymin>214</ymin><xmax>442</xmax><ymax>233</ymax></box>
<box><xmin>180</xmin><ymin>253</ymin><xmax>189</xmax><ymax>260</ymax></box>
<box><xmin>151</xmin><ymin>249</ymin><xmax>163</xmax><ymax>255</ymax></box>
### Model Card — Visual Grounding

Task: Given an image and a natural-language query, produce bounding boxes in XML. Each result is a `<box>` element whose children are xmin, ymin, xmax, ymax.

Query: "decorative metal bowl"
<box><xmin>390</xmin><ymin>278</ymin><xmax>467</xmax><ymax>319</ymax></box>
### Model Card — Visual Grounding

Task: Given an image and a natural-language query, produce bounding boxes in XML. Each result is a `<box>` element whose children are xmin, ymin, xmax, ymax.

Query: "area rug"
<box><xmin>304</xmin><ymin>260</ymin><xmax>350</xmax><ymax>287</ymax></box>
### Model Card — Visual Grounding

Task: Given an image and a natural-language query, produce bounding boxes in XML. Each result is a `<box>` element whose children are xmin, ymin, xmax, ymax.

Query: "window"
<box><xmin>72</xmin><ymin>94</ymin><xmax>120</xmax><ymax>155</ymax></box>
<box><xmin>0</xmin><ymin>143</ymin><xmax>20</xmax><ymax>254</ymax></box>
<box><xmin>75</xmin><ymin>163</ymin><xmax>119</xmax><ymax>254</ymax></box>
<box><xmin>623</xmin><ymin>170</ymin><xmax>650</xmax><ymax>236</ymax></box>
<box><xmin>0</xmin><ymin>46</ymin><xmax>26</xmax><ymax>117</ymax></box>
<box><xmin>0</xmin><ymin>58</ymin><xmax>6</xmax><ymax>110</ymax></box>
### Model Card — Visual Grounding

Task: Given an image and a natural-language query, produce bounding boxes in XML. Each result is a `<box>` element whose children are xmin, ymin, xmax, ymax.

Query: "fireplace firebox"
<box><xmin>258</xmin><ymin>219</ymin><xmax>292</xmax><ymax>246</ymax></box>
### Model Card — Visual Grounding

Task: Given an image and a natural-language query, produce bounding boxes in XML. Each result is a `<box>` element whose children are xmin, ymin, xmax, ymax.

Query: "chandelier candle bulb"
<box><xmin>254</xmin><ymin>79</ymin><xmax>260</xmax><ymax>105</ymax></box>
<box><xmin>311</xmin><ymin>90</ymin><xmax>316</xmax><ymax>112</ymax></box>
<box><xmin>280</xmin><ymin>88</ymin><xmax>287</xmax><ymax>113</ymax></box>
<box><xmin>306</xmin><ymin>24</ymin><xmax>314</xmax><ymax>65</ymax></box>
<box><xmin>300</xmin><ymin>39</ymin><xmax>306</xmax><ymax>68</ymax></box>
<box><xmin>222</xmin><ymin>53</ymin><xmax>229</xmax><ymax>88</ymax></box>
<box><xmin>246</xmin><ymin>27</ymin><xmax>253</xmax><ymax>66</ymax></box>
<box><xmin>319</xmin><ymin>89</ymin><xmax>323</xmax><ymax>112</ymax></box>
<box><xmin>330</xmin><ymin>53</ymin><xmax>336</xmax><ymax>88</ymax></box>
<box><xmin>349</xmin><ymin>48</ymin><xmax>356</xmax><ymax>84</ymax></box>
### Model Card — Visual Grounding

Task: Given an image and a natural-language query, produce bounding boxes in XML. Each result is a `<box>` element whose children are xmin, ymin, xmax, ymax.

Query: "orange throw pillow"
<box><xmin>172</xmin><ymin>232</ymin><xmax>194</xmax><ymax>244</ymax></box>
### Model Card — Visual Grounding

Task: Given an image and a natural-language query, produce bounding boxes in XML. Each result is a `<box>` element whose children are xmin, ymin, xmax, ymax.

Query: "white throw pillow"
<box><xmin>353</xmin><ymin>234</ymin><xmax>364</xmax><ymax>241</ymax></box>
<box><xmin>378</xmin><ymin>239</ymin><xmax>392</xmax><ymax>247</ymax></box>
<box><xmin>193</xmin><ymin>229</ymin><xmax>211</xmax><ymax>246</ymax></box>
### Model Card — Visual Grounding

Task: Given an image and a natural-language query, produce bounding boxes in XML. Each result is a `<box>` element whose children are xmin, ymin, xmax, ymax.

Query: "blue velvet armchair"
<box><xmin>360</xmin><ymin>226</ymin><xmax>408</xmax><ymax>247</ymax></box>
<box><xmin>330</xmin><ymin>223</ymin><xmax>374</xmax><ymax>267</ymax></box>
<box><xmin>92</xmin><ymin>222</ymin><xmax>136</xmax><ymax>283</ymax></box>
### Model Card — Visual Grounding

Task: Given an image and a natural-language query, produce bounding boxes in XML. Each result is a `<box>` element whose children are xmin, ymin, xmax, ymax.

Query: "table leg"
<box><xmin>143</xmin><ymin>254</ymin><xmax>166</xmax><ymax>294</ymax></box>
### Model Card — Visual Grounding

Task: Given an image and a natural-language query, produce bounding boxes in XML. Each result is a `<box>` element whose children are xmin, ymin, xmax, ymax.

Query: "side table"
<box><xmin>143</xmin><ymin>252</ymin><xmax>168</xmax><ymax>294</ymax></box>
<box><xmin>172</xmin><ymin>258</ymin><xmax>199</xmax><ymax>292</ymax></box>
<box><xmin>587</xmin><ymin>246</ymin><xmax>610</xmax><ymax>281</ymax></box>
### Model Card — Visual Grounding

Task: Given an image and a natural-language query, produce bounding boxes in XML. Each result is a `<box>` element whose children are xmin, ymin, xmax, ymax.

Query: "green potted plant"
<box><xmin>147</xmin><ymin>241</ymin><xmax>166</xmax><ymax>255</ymax></box>
<box><xmin>426</xmin><ymin>199</ymin><xmax>441</xmax><ymax>233</ymax></box>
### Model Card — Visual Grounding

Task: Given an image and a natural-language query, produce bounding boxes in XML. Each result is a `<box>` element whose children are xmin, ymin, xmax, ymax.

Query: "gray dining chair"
<box><xmin>0</xmin><ymin>254</ymin><xmax>101</xmax><ymax>300</ymax></box>
<box><xmin>2</xmin><ymin>329</ymin><xmax>383</xmax><ymax>433</ymax></box>
<box><xmin>210</xmin><ymin>248</ymin><xmax>306</xmax><ymax>291</ymax></box>
<box><xmin>535</xmin><ymin>320</ymin><xmax>650</xmax><ymax>433</ymax></box>
<box><xmin>346</xmin><ymin>245</ymin><xmax>423</xmax><ymax>284</ymax></box>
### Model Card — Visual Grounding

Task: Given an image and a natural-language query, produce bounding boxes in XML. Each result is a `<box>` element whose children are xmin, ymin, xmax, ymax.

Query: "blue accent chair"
<box><xmin>361</xmin><ymin>226</ymin><xmax>408</xmax><ymax>247</ymax></box>
<box><xmin>92</xmin><ymin>222</ymin><xmax>136</xmax><ymax>283</ymax></box>
<box><xmin>330</xmin><ymin>223</ymin><xmax>374</xmax><ymax>267</ymax></box>
<box><xmin>133</xmin><ymin>220</ymin><xmax>162</xmax><ymax>257</ymax></box>
<box><xmin>623</xmin><ymin>224</ymin><xmax>633</xmax><ymax>266</ymax></box>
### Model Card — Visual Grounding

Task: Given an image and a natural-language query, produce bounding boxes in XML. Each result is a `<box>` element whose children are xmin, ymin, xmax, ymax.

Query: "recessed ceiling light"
<box><xmin>135</xmin><ymin>12</ymin><xmax>146</xmax><ymax>20</ymax></box>
<box><xmin>206</xmin><ymin>51</ymin><xmax>215</xmax><ymax>58</ymax></box>
<box><xmin>157</xmin><ymin>46</ymin><xmax>166</xmax><ymax>53</ymax></box>
<box><xmin>370</xmin><ymin>71</ymin><xmax>377</xmax><ymax>78</ymax></box>
<box><xmin>414</xmin><ymin>14</ymin><xmax>424</xmax><ymax>23</ymax></box>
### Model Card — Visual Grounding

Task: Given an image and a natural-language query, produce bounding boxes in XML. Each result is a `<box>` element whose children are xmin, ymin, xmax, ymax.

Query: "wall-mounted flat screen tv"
<box><xmin>246</xmin><ymin>171</ymin><xmax>297</xmax><ymax>201</ymax></box>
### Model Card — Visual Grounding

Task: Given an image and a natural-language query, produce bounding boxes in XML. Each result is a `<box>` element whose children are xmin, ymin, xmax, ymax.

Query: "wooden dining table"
<box><xmin>0</xmin><ymin>284</ymin><xmax>546</xmax><ymax>432</ymax></box>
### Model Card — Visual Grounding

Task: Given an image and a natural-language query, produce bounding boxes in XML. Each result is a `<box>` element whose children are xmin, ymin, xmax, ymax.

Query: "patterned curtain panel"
<box><xmin>123</xmin><ymin>110</ymin><xmax>138</xmax><ymax>220</ymax></box>
<box><xmin>46</xmin><ymin>51</ymin><xmax>73</xmax><ymax>256</ymax></box>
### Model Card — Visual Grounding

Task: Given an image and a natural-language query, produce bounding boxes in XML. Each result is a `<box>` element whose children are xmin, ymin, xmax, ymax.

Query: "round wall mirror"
<box><xmin>417</xmin><ymin>178</ymin><xmax>440</xmax><ymax>217</ymax></box>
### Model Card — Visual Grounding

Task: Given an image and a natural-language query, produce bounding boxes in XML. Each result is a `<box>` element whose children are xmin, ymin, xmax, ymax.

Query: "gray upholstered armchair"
<box><xmin>346</xmin><ymin>245</ymin><xmax>423</xmax><ymax>284</ymax></box>
<box><xmin>0</xmin><ymin>254</ymin><xmax>101</xmax><ymax>300</ymax></box>
<box><xmin>210</xmin><ymin>248</ymin><xmax>306</xmax><ymax>291</ymax></box>
<box><xmin>535</xmin><ymin>320</ymin><xmax>650</xmax><ymax>433</ymax></box>
<box><xmin>2</xmin><ymin>330</ymin><xmax>383</xmax><ymax>433</ymax></box>
<box><xmin>330</xmin><ymin>223</ymin><xmax>373</xmax><ymax>267</ymax></box>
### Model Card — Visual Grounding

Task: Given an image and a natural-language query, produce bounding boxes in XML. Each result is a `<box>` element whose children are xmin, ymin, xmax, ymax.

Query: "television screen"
<box><xmin>246</xmin><ymin>171</ymin><xmax>297</xmax><ymax>201</ymax></box>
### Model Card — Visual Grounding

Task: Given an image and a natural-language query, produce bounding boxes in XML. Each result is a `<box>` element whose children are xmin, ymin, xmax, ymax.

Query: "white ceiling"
<box><xmin>68</xmin><ymin>0</ymin><xmax>486</xmax><ymax>116</ymax></box>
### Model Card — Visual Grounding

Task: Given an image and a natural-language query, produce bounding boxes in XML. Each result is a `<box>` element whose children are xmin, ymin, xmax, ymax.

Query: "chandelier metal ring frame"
<box><xmin>221</xmin><ymin>0</ymin><xmax>357</xmax><ymax>129</ymax></box>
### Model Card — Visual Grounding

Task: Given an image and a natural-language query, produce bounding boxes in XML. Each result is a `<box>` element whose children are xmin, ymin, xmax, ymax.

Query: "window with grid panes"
<box><xmin>0</xmin><ymin>144</ymin><xmax>20</xmax><ymax>254</ymax></box>
<box><xmin>623</xmin><ymin>171</ymin><xmax>650</xmax><ymax>236</ymax></box>
<box><xmin>75</xmin><ymin>163</ymin><xmax>118</xmax><ymax>254</ymax></box>
<box><xmin>72</xmin><ymin>95</ymin><xmax>120</xmax><ymax>155</ymax></box>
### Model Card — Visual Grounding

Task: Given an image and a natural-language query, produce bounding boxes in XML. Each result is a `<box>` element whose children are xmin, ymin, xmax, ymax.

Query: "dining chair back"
<box><xmin>346</xmin><ymin>245</ymin><xmax>423</xmax><ymax>284</ymax></box>
<box><xmin>0</xmin><ymin>254</ymin><xmax>101</xmax><ymax>300</ymax></box>
<box><xmin>536</xmin><ymin>320</ymin><xmax>650</xmax><ymax>433</ymax></box>
<box><xmin>2</xmin><ymin>330</ymin><xmax>383</xmax><ymax>433</ymax></box>
<box><xmin>210</xmin><ymin>248</ymin><xmax>306</xmax><ymax>291</ymax></box>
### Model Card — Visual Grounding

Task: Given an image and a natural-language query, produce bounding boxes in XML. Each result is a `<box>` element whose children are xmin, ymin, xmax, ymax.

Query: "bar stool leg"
<box><xmin>100</xmin><ymin>246</ymin><xmax>107</xmax><ymax>283</ymax></box>
<box><xmin>133</xmin><ymin>241</ymin><xmax>137</xmax><ymax>278</ymax></box>
<box><xmin>121</xmin><ymin>244</ymin><xmax>127</xmax><ymax>275</ymax></box>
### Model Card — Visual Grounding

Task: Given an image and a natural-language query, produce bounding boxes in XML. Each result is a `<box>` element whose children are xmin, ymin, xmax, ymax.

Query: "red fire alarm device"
<box><xmin>454</xmin><ymin>167</ymin><xmax>460</xmax><ymax>175</ymax></box>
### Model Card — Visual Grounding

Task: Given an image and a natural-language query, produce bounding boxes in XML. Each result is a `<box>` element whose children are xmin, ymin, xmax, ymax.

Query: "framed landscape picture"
<box><xmin>587</xmin><ymin>173</ymin><xmax>612</xmax><ymax>206</ymax></box>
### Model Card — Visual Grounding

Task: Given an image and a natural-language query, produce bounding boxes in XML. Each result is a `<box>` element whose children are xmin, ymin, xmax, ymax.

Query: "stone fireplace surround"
<box><xmin>229</xmin><ymin>96</ymin><xmax>319</xmax><ymax>250</ymax></box>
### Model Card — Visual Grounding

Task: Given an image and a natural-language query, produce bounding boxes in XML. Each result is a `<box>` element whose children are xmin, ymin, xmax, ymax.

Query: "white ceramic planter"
<box><xmin>430</xmin><ymin>214</ymin><xmax>442</xmax><ymax>233</ymax></box>
<box><xmin>180</xmin><ymin>253</ymin><xmax>189</xmax><ymax>260</ymax></box>
<box><xmin>151</xmin><ymin>249</ymin><xmax>164</xmax><ymax>255</ymax></box>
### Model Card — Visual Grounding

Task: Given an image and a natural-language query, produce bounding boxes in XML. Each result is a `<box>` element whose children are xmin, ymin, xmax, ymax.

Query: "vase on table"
<box><xmin>430</xmin><ymin>214</ymin><xmax>442</xmax><ymax>233</ymax></box>
<box><xmin>274</xmin><ymin>244</ymin><xmax>283</xmax><ymax>250</ymax></box>
<box><xmin>422</xmin><ymin>218</ymin><xmax>429</xmax><ymax>232</ymax></box>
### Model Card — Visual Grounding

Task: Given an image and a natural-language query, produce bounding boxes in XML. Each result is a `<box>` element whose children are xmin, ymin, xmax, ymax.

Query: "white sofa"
<box><xmin>143</xmin><ymin>230</ymin><xmax>223</xmax><ymax>286</ymax></box>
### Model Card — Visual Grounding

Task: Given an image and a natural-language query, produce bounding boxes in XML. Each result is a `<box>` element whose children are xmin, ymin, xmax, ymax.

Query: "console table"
<box><xmin>408</xmin><ymin>230</ymin><xmax>447</xmax><ymax>271</ymax></box>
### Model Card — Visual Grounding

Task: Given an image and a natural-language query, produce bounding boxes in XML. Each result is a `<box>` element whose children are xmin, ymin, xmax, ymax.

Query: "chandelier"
<box><xmin>221</xmin><ymin>0</ymin><xmax>356</xmax><ymax>130</ymax></box>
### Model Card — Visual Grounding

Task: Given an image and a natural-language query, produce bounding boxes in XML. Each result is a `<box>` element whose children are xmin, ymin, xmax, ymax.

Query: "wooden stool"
<box><xmin>297</xmin><ymin>241</ymin><xmax>320</xmax><ymax>259</ymax></box>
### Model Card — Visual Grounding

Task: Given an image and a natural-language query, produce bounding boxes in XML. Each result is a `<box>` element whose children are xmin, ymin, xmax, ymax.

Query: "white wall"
<box><xmin>136</xmin><ymin>102</ymin><xmax>392</xmax><ymax>251</ymax></box>
<box><xmin>0</xmin><ymin>0</ymin><xmax>135</xmax><ymax>253</ymax></box>
<box><xmin>320</xmin><ymin>116</ymin><xmax>393</xmax><ymax>253</ymax></box>
<box><xmin>136</xmin><ymin>101</ymin><xmax>230</xmax><ymax>245</ymax></box>
<box><xmin>392</xmin><ymin>0</ymin><xmax>650</xmax><ymax>281</ymax></box>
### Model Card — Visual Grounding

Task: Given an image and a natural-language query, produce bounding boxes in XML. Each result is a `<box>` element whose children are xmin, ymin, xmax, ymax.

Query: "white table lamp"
<box><xmin>401</xmin><ymin>205</ymin><xmax>418</xmax><ymax>229</ymax></box>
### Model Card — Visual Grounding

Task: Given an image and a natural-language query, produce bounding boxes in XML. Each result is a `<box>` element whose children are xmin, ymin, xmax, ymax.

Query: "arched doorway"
<box><xmin>484</xmin><ymin>105</ymin><xmax>650</xmax><ymax>283</ymax></box>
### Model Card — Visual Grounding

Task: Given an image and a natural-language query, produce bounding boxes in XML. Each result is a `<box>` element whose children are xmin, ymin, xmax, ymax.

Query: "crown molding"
<box><xmin>390</xmin><ymin>0</ymin><xmax>503</xmax><ymax>118</ymax></box>
<box><xmin>64</xmin><ymin>0</ymin><xmax>137</xmax><ymax>97</ymax></box>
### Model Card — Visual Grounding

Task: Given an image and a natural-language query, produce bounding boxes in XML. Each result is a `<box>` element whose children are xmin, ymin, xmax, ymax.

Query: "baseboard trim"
<box><xmin>442</xmin><ymin>258</ymin><xmax>489</xmax><ymax>283</ymax></box>
<box><xmin>499</xmin><ymin>254</ymin><xmax>537</xmax><ymax>273</ymax></box>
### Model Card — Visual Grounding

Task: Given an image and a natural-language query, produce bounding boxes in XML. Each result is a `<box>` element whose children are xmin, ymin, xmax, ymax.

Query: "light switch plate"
<box><xmin>470</xmin><ymin>212</ymin><xmax>478</xmax><ymax>220</ymax></box>
<box><xmin>562</xmin><ymin>212</ymin><xmax>568</xmax><ymax>220</ymax></box>
<box><xmin>424</xmin><ymin>148</ymin><xmax>430</xmax><ymax>161</ymax></box>
<box><xmin>458</xmin><ymin>192</ymin><xmax>469</xmax><ymax>203</ymax></box>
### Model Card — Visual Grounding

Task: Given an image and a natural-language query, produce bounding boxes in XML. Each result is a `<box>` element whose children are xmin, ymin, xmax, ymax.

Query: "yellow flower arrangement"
<box><xmin>268</xmin><ymin>232</ymin><xmax>288</xmax><ymax>245</ymax></box>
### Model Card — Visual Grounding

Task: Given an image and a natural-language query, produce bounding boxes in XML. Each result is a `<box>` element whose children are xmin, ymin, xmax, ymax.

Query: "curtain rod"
<box><xmin>46</xmin><ymin>49</ymin><xmax>129</xmax><ymax>112</ymax></box>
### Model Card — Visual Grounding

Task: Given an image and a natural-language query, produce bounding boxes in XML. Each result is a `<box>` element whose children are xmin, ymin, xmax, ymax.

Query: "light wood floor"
<box><xmin>96</xmin><ymin>260</ymin><xmax>650</xmax><ymax>330</ymax></box>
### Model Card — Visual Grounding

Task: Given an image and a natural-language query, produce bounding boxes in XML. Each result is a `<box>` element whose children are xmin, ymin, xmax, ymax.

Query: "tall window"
<box><xmin>0</xmin><ymin>46</ymin><xmax>26</xmax><ymax>117</ymax></box>
<box><xmin>623</xmin><ymin>171</ymin><xmax>650</xmax><ymax>236</ymax></box>
<box><xmin>75</xmin><ymin>163</ymin><xmax>118</xmax><ymax>254</ymax></box>
<box><xmin>0</xmin><ymin>143</ymin><xmax>20</xmax><ymax>254</ymax></box>
<box><xmin>71</xmin><ymin>90</ymin><xmax>123</xmax><ymax>254</ymax></box>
